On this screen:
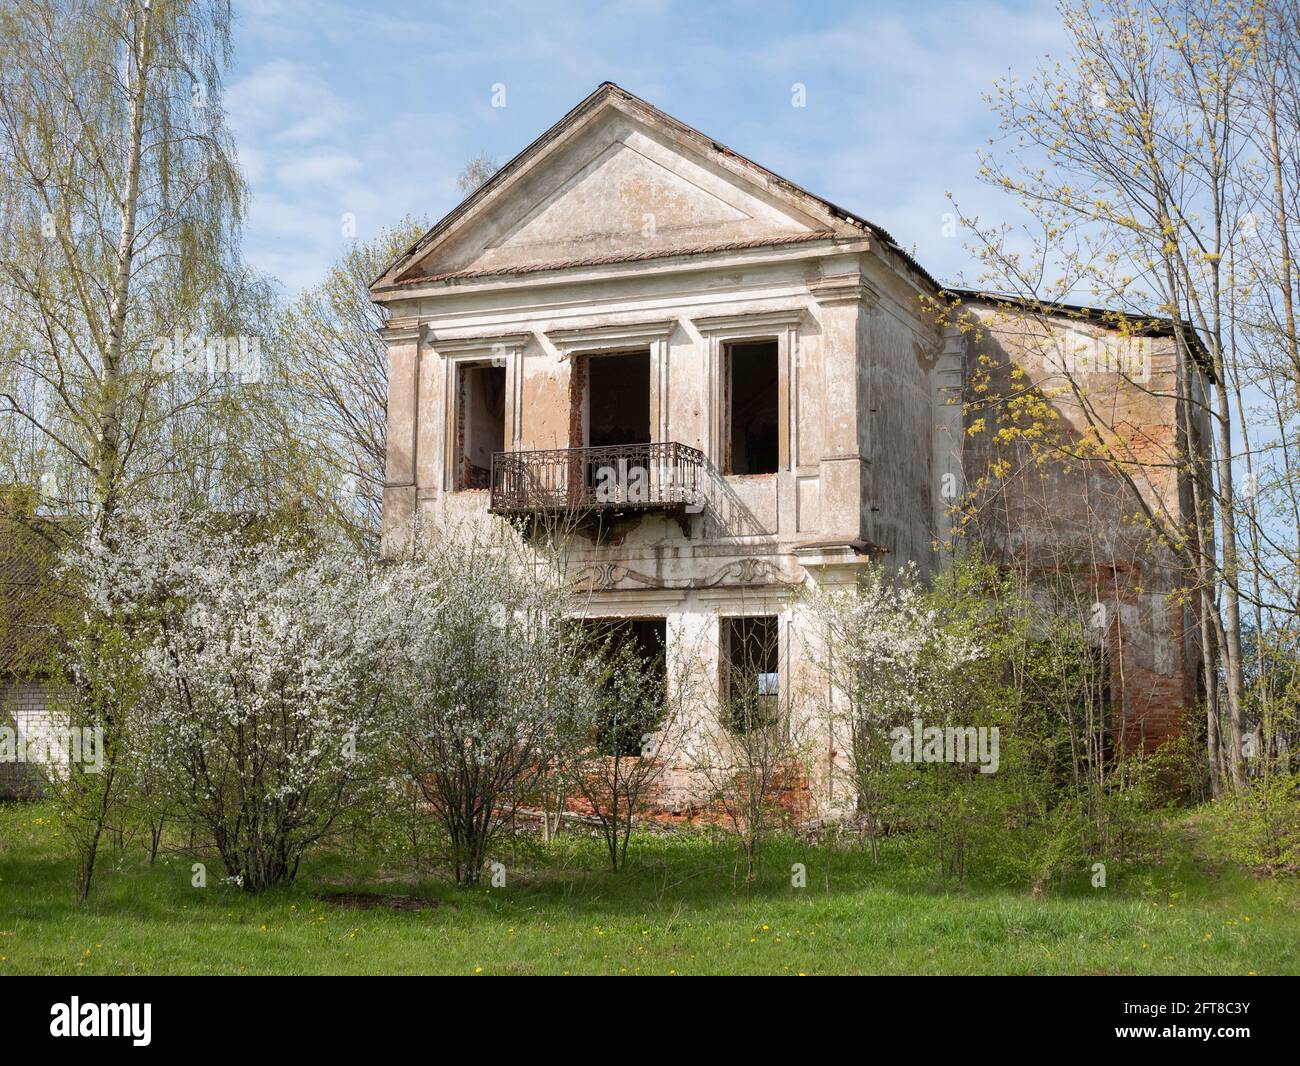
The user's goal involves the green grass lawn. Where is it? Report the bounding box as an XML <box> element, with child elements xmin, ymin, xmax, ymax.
<box><xmin>0</xmin><ymin>801</ymin><xmax>1295</xmax><ymax>975</ymax></box>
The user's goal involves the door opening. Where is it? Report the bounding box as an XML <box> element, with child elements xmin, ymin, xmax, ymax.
<box><xmin>586</xmin><ymin>350</ymin><xmax>650</xmax><ymax>447</ymax></box>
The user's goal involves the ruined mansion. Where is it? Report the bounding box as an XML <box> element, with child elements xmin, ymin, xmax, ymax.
<box><xmin>369</xmin><ymin>83</ymin><xmax>1211</xmax><ymax>811</ymax></box>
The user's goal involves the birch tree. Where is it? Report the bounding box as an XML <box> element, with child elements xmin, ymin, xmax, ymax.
<box><xmin>0</xmin><ymin>0</ymin><xmax>246</xmax><ymax>531</ymax></box>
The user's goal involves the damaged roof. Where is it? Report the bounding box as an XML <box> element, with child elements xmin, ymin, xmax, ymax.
<box><xmin>946</xmin><ymin>288</ymin><xmax>1216</xmax><ymax>381</ymax></box>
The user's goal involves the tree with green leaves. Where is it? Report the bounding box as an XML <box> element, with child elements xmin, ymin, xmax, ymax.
<box><xmin>0</xmin><ymin>0</ymin><xmax>251</xmax><ymax>530</ymax></box>
<box><xmin>280</xmin><ymin>217</ymin><xmax>428</xmax><ymax>549</ymax></box>
<box><xmin>946</xmin><ymin>0</ymin><xmax>1300</xmax><ymax>793</ymax></box>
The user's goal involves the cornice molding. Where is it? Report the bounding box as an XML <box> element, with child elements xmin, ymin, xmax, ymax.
<box><xmin>576</xmin><ymin>589</ymin><xmax>689</xmax><ymax>612</ymax></box>
<box><xmin>692</xmin><ymin>307</ymin><xmax>807</xmax><ymax>336</ymax></box>
<box><xmin>373</xmin><ymin>238</ymin><xmax>870</xmax><ymax>304</ymax></box>
<box><xmin>547</xmin><ymin>318</ymin><xmax>677</xmax><ymax>358</ymax></box>
<box><xmin>377</xmin><ymin>319</ymin><xmax>422</xmax><ymax>343</ymax></box>
<box><xmin>810</xmin><ymin>273</ymin><xmax>880</xmax><ymax>310</ymax></box>
<box><xmin>792</xmin><ymin>538</ymin><xmax>888</xmax><ymax>575</ymax></box>
<box><xmin>425</xmin><ymin>330</ymin><xmax>533</xmax><ymax>357</ymax></box>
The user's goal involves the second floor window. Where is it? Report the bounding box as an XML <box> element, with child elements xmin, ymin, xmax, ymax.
<box><xmin>724</xmin><ymin>339</ymin><xmax>779</xmax><ymax>474</ymax></box>
<box><xmin>583</xmin><ymin>349</ymin><xmax>650</xmax><ymax>447</ymax></box>
<box><xmin>457</xmin><ymin>362</ymin><xmax>505</xmax><ymax>490</ymax></box>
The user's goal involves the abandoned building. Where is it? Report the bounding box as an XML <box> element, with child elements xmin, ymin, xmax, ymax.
<box><xmin>370</xmin><ymin>83</ymin><xmax>1211</xmax><ymax>813</ymax></box>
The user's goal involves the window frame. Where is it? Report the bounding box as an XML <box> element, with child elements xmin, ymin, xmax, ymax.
<box><xmin>721</xmin><ymin>338</ymin><xmax>781</xmax><ymax>475</ymax></box>
<box><xmin>453</xmin><ymin>360</ymin><xmax>508</xmax><ymax>491</ymax></box>
<box><xmin>546</xmin><ymin>319</ymin><xmax>676</xmax><ymax>448</ymax></box>
<box><xmin>427</xmin><ymin>330</ymin><xmax>529</xmax><ymax>494</ymax></box>
<box><xmin>719</xmin><ymin>613</ymin><xmax>781</xmax><ymax>730</ymax></box>
<box><xmin>693</xmin><ymin>309</ymin><xmax>804</xmax><ymax>476</ymax></box>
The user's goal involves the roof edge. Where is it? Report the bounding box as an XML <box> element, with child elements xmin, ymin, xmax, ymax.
<box><xmin>943</xmin><ymin>288</ymin><xmax>1216</xmax><ymax>382</ymax></box>
<box><xmin>370</xmin><ymin>81</ymin><xmax>942</xmax><ymax>296</ymax></box>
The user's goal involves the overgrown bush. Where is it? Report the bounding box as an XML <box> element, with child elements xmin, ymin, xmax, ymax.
<box><xmin>552</xmin><ymin>629</ymin><xmax>688</xmax><ymax>871</ymax></box>
<box><xmin>381</xmin><ymin>525</ymin><xmax>593</xmax><ymax>886</ymax></box>
<box><xmin>805</xmin><ymin>553</ymin><xmax>1203</xmax><ymax>890</ymax></box>
<box><xmin>57</xmin><ymin>511</ymin><xmax>393</xmax><ymax>893</ymax></box>
<box><xmin>43</xmin><ymin>611</ymin><xmax>148</xmax><ymax>900</ymax></box>
<box><xmin>1204</xmin><ymin>771</ymin><xmax>1300</xmax><ymax>872</ymax></box>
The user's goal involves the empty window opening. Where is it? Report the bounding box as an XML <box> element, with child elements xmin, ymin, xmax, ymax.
<box><xmin>586</xmin><ymin>350</ymin><xmax>651</xmax><ymax>448</ymax></box>
<box><xmin>725</xmin><ymin>340</ymin><xmax>779</xmax><ymax>475</ymax></box>
<box><xmin>581</xmin><ymin>617</ymin><xmax>667</xmax><ymax>756</ymax></box>
<box><xmin>721</xmin><ymin>615</ymin><xmax>779</xmax><ymax>730</ymax></box>
<box><xmin>457</xmin><ymin>363</ymin><xmax>505</xmax><ymax>490</ymax></box>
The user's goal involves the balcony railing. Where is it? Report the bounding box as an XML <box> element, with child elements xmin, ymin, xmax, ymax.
<box><xmin>490</xmin><ymin>441</ymin><xmax>704</xmax><ymax>517</ymax></box>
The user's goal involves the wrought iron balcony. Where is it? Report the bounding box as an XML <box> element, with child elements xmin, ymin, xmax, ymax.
<box><xmin>490</xmin><ymin>441</ymin><xmax>704</xmax><ymax>522</ymax></box>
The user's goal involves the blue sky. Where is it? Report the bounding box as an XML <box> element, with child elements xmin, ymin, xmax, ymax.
<box><xmin>227</xmin><ymin>0</ymin><xmax>1068</xmax><ymax>296</ymax></box>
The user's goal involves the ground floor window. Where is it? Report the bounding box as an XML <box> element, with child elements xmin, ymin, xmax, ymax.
<box><xmin>579</xmin><ymin>617</ymin><xmax>666</xmax><ymax>756</ymax></box>
<box><xmin>720</xmin><ymin>615</ymin><xmax>779</xmax><ymax>730</ymax></box>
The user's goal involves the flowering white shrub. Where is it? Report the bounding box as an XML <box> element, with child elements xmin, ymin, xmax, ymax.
<box><xmin>68</xmin><ymin>511</ymin><xmax>394</xmax><ymax>891</ymax></box>
<box><xmin>381</xmin><ymin>526</ymin><xmax>595</xmax><ymax>885</ymax></box>
<box><xmin>551</xmin><ymin>628</ymin><xmax>690</xmax><ymax>871</ymax></box>
<box><xmin>807</xmin><ymin>563</ymin><xmax>984</xmax><ymax>724</ymax></box>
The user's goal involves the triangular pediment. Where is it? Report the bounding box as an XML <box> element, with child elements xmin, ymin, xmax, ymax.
<box><xmin>501</xmin><ymin>140</ymin><xmax>752</xmax><ymax>254</ymax></box>
<box><xmin>374</xmin><ymin>84</ymin><xmax>864</xmax><ymax>290</ymax></box>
